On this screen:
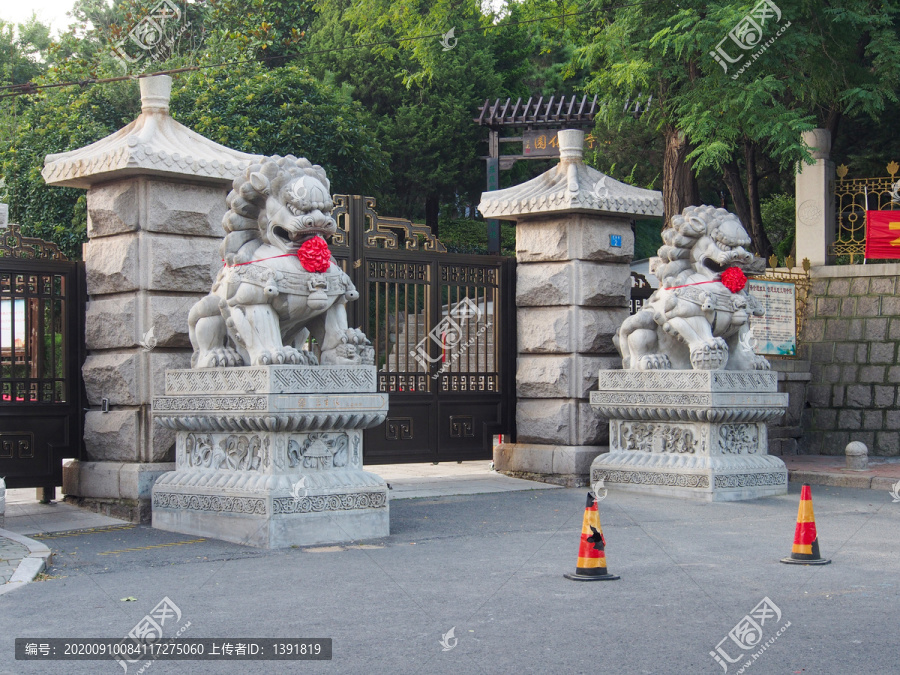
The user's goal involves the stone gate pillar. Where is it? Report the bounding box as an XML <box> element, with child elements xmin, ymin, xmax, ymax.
<box><xmin>478</xmin><ymin>130</ymin><xmax>663</xmax><ymax>485</ymax></box>
<box><xmin>42</xmin><ymin>75</ymin><xmax>259</xmax><ymax>521</ymax></box>
<box><xmin>795</xmin><ymin>129</ymin><xmax>835</xmax><ymax>267</ymax></box>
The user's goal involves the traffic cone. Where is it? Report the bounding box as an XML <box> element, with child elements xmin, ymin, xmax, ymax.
<box><xmin>564</xmin><ymin>493</ymin><xmax>620</xmax><ymax>581</ymax></box>
<box><xmin>780</xmin><ymin>484</ymin><xmax>831</xmax><ymax>565</ymax></box>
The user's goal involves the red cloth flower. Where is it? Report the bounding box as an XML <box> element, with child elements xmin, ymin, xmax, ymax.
<box><xmin>720</xmin><ymin>266</ymin><xmax>747</xmax><ymax>293</ymax></box>
<box><xmin>297</xmin><ymin>236</ymin><xmax>332</xmax><ymax>273</ymax></box>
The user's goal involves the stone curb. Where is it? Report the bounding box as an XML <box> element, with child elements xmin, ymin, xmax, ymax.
<box><xmin>0</xmin><ymin>529</ymin><xmax>53</xmax><ymax>597</ymax></box>
<box><xmin>788</xmin><ymin>470</ymin><xmax>900</xmax><ymax>493</ymax></box>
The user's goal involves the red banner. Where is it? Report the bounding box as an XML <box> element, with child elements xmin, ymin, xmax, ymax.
<box><xmin>865</xmin><ymin>210</ymin><xmax>900</xmax><ymax>259</ymax></box>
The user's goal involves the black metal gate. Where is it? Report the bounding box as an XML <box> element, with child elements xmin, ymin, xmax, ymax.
<box><xmin>331</xmin><ymin>196</ymin><xmax>516</xmax><ymax>464</ymax></box>
<box><xmin>0</xmin><ymin>224</ymin><xmax>84</xmax><ymax>489</ymax></box>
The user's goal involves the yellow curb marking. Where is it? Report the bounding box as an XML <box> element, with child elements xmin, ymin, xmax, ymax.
<box><xmin>33</xmin><ymin>525</ymin><xmax>137</xmax><ymax>540</ymax></box>
<box><xmin>98</xmin><ymin>539</ymin><xmax>206</xmax><ymax>555</ymax></box>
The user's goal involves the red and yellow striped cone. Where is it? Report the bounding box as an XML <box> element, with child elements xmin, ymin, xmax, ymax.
<box><xmin>564</xmin><ymin>493</ymin><xmax>620</xmax><ymax>581</ymax></box>
<box><xmin>781</xmin><ymin>484</ymin><xmax>831</xmax><ymax>565</ymax></box>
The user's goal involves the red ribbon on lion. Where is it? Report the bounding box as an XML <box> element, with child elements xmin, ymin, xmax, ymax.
<box><xmin>666</xmin><ymin>266</ymin><xmax>747</xmax><ymax>294</ymax></box>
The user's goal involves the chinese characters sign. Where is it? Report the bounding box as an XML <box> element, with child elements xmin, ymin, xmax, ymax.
<box><xmin>747</xmin><ymin>280</ymin><xmax>796</xmax><ymax>356</ymax></box>
<box><xmin>522</xmin><ymin>130</ymin><xmax>598</xmax><ymax>157</ymax></box>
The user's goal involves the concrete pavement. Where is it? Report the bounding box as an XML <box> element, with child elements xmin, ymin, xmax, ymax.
<box><xmin>0</xmin><ymin>460</ymin><xmax>556</xmax><ymax>596</ymax></box>
<box><xmin>0</xmin><ymin>480</ymin><xmax>897</xmax><ymax>674</ymax></box>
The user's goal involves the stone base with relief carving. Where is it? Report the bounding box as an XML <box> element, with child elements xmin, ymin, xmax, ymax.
<box><xmin>589</xmin><ymin>371</ymin><xmax>788</xmax><ymax>501</ymax></box>
<box><xmin>150</xmin><ymin>365</ymin><xmax>389</xmax><ymax>548</ymax></box>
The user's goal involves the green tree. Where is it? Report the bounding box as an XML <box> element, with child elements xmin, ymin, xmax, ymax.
<box><xmin>0</xmin><ymin>3</ymin><xmax>389</xmax><ymax>256</ymax></box>
<box><xmin>577</xmin><ymin>0</ymin><xmax>900</xmax><ymax>257</ymax></box>
<box><xmin>1</xmin><ymin>80</ymin><xmax>138</xmax><ymax>258</ymax></box>
<box><xmin>306</xmin><ymin>0</ymin><xmax>504</xmax><ymax>232</ymax></box>
<box><xmin>170</xmin><ymin>65</ymin><xmax>388</xmax><ymax>195</ymax></box>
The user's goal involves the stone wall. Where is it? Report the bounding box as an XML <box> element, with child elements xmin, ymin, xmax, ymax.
<box><xmin>767</xmin><ymin>360</ymin><xmax>811</xmax><ymax>456</ymax></box>
<box><xmin>801</xmin><ymin>263</ymin><xmax>900</xmax><ymax>456</ymax></box>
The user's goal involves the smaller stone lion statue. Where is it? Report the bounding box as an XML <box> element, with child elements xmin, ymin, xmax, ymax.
<box><xmin>615</xmin><ymin>205</ymin><xmax>769</xmax><ymax>371</ymax></box>
<box><xmin>188</xmin><ymin>155</ymin><xmax>374</xmax><ymax>368</ymax></box>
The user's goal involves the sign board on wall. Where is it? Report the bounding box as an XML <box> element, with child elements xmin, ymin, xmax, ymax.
<box><xmin>522</xmin><ymin>130</ymin><xmax>598</xmax><ymax>157</ymax></box>
<box><xmin>747</xmin><ymin>280</ymin><xmax>797</xmax><ymax>356</ymax></box>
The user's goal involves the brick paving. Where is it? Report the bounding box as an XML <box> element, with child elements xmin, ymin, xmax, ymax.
<box><xmin>0</xmin><ymin>536</ymin><xmax>29</xmax><ymax>584</ymax></box>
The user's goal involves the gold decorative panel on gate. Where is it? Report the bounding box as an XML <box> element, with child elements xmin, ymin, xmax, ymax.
<box><xmin>832</xmin><ymin>162</ymin><xmax>900</xmax><ymax>263</ymax></box>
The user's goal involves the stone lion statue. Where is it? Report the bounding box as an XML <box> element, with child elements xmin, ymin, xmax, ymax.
<box><xmin>615</xmin><ymin>205</ymin><xmax>769</xmax><ymax>372</ymax></box>
<box><xmin>188</xmin><ymin>155</ymin><xmax>374</xmax><ymax>368</ymax></box>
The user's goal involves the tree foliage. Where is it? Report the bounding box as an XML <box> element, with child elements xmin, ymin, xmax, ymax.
<box><xmin>0</xmin><ymin>0</ymin><xmax>899</xmax><ymax>259</ymax></box>
<box><xmin>170</xmin><ymin>65</ymin><xmax>388</xmax><ymax>195</ymax></box>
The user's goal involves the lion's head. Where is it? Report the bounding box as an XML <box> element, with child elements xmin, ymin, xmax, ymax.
<box><xmin>651</xmin><ymin>205</ymin><xmax>765</xmax><ymax>287</ymax></box>
<box><xmin>221</xmin><ymin>155</ymin><xmax>338</xmax><ymax>263</ymax></box>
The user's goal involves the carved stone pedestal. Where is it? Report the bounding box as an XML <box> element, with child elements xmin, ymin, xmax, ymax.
<box><xmin>589</xmin><ymin>371</ymin><xmax>788</xmax><ymax>501</ymax></box>
<box><xmin>150</xmin><ymin>365</ymin><xmax>389</xmax><ymax>548</ymax></box>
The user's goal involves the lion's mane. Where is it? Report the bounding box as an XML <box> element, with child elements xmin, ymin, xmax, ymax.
<box><xmin>220</xmin><ymin>155</ymin><xmax>332</xmax><ymax>264</ymax></box>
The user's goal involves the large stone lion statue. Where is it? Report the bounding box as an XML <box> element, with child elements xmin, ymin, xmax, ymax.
<box><xmin>615</xmin><ymin>205</ymin><xmax>769</xmax><ymax>371</ymax></box>
<box><xmin>188</xmin><ymin>155</ymin><xmax>374</xmax><ymax>368</ymax></box>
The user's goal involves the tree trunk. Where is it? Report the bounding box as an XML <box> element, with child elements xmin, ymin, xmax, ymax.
<box><xmin>743</xmin><ymin>142</ymin><xmax>773</xmax><ymax>260</ymax></box>
<box><xmin>723</xmin><ymin>160</ymin><xmax>753</xmax><ymax>237</ymax></box>
<box><xmin>425</xmin><ymin>194</ymin><xmax>440</xmax><ymax>237</ymax></box>
<box><xmin>825</xmin><ymin>108</ymin><xmax>842</xmax><ymax>146</ymax></box>
<box><xmin>722</xmin><ymin>156</ymin><xmax>773</xmax><ymax>261</ymax></box>
<box><xmin>662</xmin><ymin>126</ymin><xmax>699</xmax><ymax>227</ymax></box>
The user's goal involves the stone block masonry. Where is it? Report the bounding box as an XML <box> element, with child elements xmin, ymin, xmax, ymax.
<box><xmin>42</xmin><ymin>75</ymin><xmax>261</xmax><ymax>521</ymax></box>
<box><xmin>801</xmin><ymin>263</ymin><xmax>900</xmax><ymax>456</ymax></box>
<box><xmin>479</xmin><ymin>129</ymin><xmax>664</xmax><ymax>485</ymax></box>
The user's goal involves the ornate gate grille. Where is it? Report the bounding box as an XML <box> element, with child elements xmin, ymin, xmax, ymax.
<box><xmin>831</xmin><ymin>161</ymin><xmax>900</xmax><ymax>263</ymax></box>
<box><xmin>331</xmin><ymin>196</ymin><xmax>515</xmax><ymax>464</ymax></box>
<box><xmin>0</xmin><ymin>224</ymin><xmax>84</xmax><ymax>489</ymax></box>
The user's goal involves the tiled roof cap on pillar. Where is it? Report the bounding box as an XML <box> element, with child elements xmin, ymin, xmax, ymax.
<box><xmin>478</xmin><ymin>129</ymin><xmax>663</xmax><ymax>220</ymax></box>
<box><xmin>42</xmin><ymin>75</ymin><xmax>260</xmax><ymax>189</ymax></box>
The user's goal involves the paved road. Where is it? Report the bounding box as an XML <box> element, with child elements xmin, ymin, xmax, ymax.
<box><xmin>0</xmin><ymin>483</ymin><xmax>897</xmax><ymax>674</ymax></box>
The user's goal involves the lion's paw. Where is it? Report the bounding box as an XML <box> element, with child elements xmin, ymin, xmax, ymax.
<box><xmin>196</xmin><ymin>347</ymin><xmax>244</xmax><ymax>368</ymax></box>
<box><xmin>637</xmin><ymin>354</ymin><xmax>672</xmax><ymax>371</ymax></box>
<box><xmin>690</xmin><ymin>338</ymin><xmax>729</xmax><ymax>370</ymax></box>
<box><xmin>341</xmin><ymin>328</ymin><xmax>368</xmax><ymax>346</ymax></box>
<box><xmin>321</xmin><ymin>330</ymin><xmax>373</xmax><ymax>365</ymax></box>
<box><xmin>751</xmin><ymin>354</ymin><xmax>771</xmax><ymax>371</ymax></box>
<box><xmin>252</xmin><ymin>346</ymin><xmax>307</xmax><ymax>366</ymax></box>
<box><xmin>298</xmin><ymin>349</ymin><xmax>319</xmax><ymax>366</ymax></box>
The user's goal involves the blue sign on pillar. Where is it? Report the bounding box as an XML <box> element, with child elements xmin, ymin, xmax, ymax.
<box><xmin>610</xmin><ymin>234</ymin><xmax>622</xmax><ymax>248</ymax></box>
